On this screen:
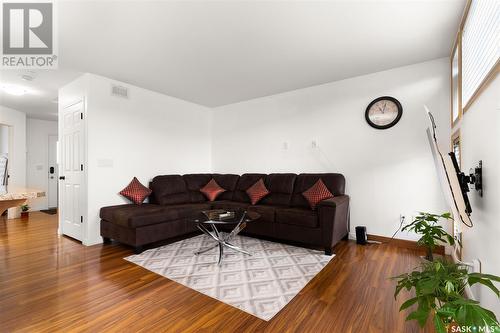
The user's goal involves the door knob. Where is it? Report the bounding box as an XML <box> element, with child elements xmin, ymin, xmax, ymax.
<box><xmin>59</xmin><ymin>176</ymin><xmax>65</xmax><ymax>180</ymax></box>
<box><xmin>49</xmin><ymin>166</ymin><xmax>55</xmax><ymax>174</ymax></box>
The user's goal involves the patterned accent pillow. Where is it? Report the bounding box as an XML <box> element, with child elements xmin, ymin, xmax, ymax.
<box><xmin>119</xmin><ymin>177</ymin><xmax>152</xmax><ymax>205</ymax></box>
<box><xmin>302</xmin><ymin>179</ymin><xmax>334</xmax><ymax>210</ymax></box>
<box><xmin>246</xmin><ymin>178</ymin><xmax>270</xmax><ymax>205</ymax></box>
<box><xmin>200</xmin><ymin>178</ymin><xmax>226</xmax><ymax>202</ymax></box>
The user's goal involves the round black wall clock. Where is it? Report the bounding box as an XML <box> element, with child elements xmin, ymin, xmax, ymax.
<box><xmin>365</xmin><ymin>96</ymin><xmax>403</xmax><ymax>129</ymax></box>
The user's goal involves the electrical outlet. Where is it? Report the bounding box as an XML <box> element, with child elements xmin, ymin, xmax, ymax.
<box><xmin>311</xmin><ymin>140</ymin><xmax>318</xmax><ymax>149</ymax></box>
<box><xmin>471</xmin><ymin>259</ymin><xmax>481</xmax><ymax>273</ymax></box>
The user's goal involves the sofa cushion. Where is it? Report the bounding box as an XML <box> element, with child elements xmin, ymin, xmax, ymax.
<box><xmin>200</xmin><ymin>178</ymin><xmax>226</xmax><ymax>201</ymax></box>
<box><xmin>119</xmin><ymin>177</ymin><xmax>152</xmax><ymax>205</ymax></box>
<box><xmin>212</xmin><ymin>174</ymin><xmax>239</xmax><ymax>201</ymax></box>
<box><xmin>260</xmin><ymin>173</ymin><xmax>297</xmax><ymax>206</ymax></box>
<box><xmin>247</xmin><ymin>205</ymin><xmax>276</xmax><ymax>223</ymax></box>
<box><xmin>291</xmin><ymin>173</ymin><xmax>345</xmax><ymax>209</ymax></box>
<box><xmin>159</xmin><ymin>203</ymin><xmax>212</xmax><ymax>223</ymax></box>
<box><xmin>211</xmin><ymin>200</ymin><xmax>249</xmax><ymax>211</ymax></box>
<box><xmin>233</xmin><ymin>173</ymin><xmax>267</xmax><ymax>203</ymax></box>
<box><xmin>150</xmin><ymin>175</ymin><xmax>190</xmax><ymax>205</ymax></box>
<box><xmin>246</xmin><ymin>178</ymin><xmax>270</xmax><ymax>205</ymax></box>
<box><xmin>100</xmin><ymin>204</ymin><xmax>147</xmax><ymax>222</ymax></box>
<box><xmin>275</xmin><ymin>207</ymin><xmax>319</xmax><ymax>228</ymax></box>
<box><xmin>100</xmin><ymin>204</ymin><xmax>164</xmax><ymax>227</ymax></box>
<box><xmin>101</xmin><ymin>203</ymin><xmax>211</xmax><ymax>228</ymax></box>
<box><xmin>302</xmin><ymin>179</ymin><xmax>334</xmax><ymax>210</ymax></box>
<box><xmin>183</xmin><ymin>174</ymin><xmax>212</xmax><ymax>203</ymax></box>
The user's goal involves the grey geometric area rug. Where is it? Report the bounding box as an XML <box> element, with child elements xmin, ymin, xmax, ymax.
<box><xmin>125</xmin><ymin>233</ymin><xmax>335</xmax><ymax>321</ymax></box>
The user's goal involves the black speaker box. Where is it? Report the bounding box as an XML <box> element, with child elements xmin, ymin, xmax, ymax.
<box><xmin>355</xmin><ymin>226</ymin><xmax>367</xmax><ymax>245</ymax></box>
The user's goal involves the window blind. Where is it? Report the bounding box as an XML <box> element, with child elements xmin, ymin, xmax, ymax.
<box><xmin>461</xmin><ymin>0</ymin><xmax>499</xmax><ymax>107</ymax></box>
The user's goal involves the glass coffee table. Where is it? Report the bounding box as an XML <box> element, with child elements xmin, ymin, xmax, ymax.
<box><xmin>193</xmin><ymin>209</ymin><xmax>260</xmax><ymax>265</ymax></box>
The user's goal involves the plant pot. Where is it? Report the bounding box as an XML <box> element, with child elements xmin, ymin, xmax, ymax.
<box><xmin>20</xmin><ymin>212</ymin><xmax>29</xmax><ymax>219</ymax></box>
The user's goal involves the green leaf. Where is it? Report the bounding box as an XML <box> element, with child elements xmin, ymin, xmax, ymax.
<box><xmin>400</xmin><ymin>297</ymin><xmax>418</xmax><ymax>311</ymax></box>
<box><xmin>468</xmin><ymin>276</ymin><xmax>500</xmax><ymax>297</ymax></box>
<box><xmin>469</xmin><ymin>273</ymin><xmax>500</xmax><ymax>282</ymax></box>
<box><xmin>445</xmin><ymin>280</ymin><xmax>455</xmax><ymax>294</ymax></box>
<box><xmin>433</xmin><ymin>315</ymin><xmax>447</xmax><ymax>333</ymax></box>
<box><xmin>406</xmin><ymin>308</ymin><xmax>430</xmax><ymax>328</ymax></box>
<box><xmin>436</xmin><ymin>305</ymin><xmax>457</xmax><ymax>318</ymax></box>
<box><xmin>454</xmin><ymin>301</ymin><xmax>499</xmax><ymax>328</ymax></box>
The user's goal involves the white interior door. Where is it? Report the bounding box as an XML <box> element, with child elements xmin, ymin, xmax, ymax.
<box><xmin>60</xmin><ymin>101</ymin><xmax>85</xmax><ymax>241</ymax></box>
<box><xmin>48</xmin><ymin>135</ymin><xmax>58</xmax><ymax>208</ymax></box>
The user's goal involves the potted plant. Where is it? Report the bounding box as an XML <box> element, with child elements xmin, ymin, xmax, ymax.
<box><xmin>20</xmin><ymin>204</ymin><xmax>30</xmax><ymax>219</ymax></box>
<box><xmin>401</xmin><ymin>212</ymin><xmax>456</xmax><ymax>261</ymax></box>
<box><xmin>393</xmin><ymin>259</ymin><xmax>500</xmax><ymax>332</ymax></box>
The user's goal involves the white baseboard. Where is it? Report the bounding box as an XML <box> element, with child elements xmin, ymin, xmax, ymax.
<box><xmin>83</xmin><ymin>237</ymin><xmax>103</xmax><ymax>246</ymax></box>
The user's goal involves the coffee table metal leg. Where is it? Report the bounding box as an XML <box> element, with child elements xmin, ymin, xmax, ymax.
<box><xmin>194</xmin><ymin>243</ymin><xmax>218</xmax><ymax>255</ymax></box>
<box><xmin>197</xmin><ymin>224</ymin><xmax>218</xmax><ymax>242</ymax></box>
<box><xmin>224</xmin><ymin>242</ymin><xmax>251</xmax><ymax>256</ymax></box>
<box><xmin>195</xmin><ymin>212</ymin><xmax>253</xmax><ymax>264</ymax></box>
<box><xmin>218</xmin><ymin>243</ymin><xmax>224</xmax><ymax>265</ymax></box>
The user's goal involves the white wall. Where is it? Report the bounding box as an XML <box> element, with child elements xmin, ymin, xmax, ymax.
<box><xmin>212</xmin><ymin>58</ymin><xmax>451</xmax><ymax>240</ymax></box>
<box><xmin>59</xmin><ymin>74</ymin><xmax>212</xmax><ymax>245</ymax></box>
<box><xmin>26</xmin><ymin>118</ymin><xmax>58</xmax><ymax>211</ymax></box>
<box><xmin>0</xmin><ymin>106</ymin><xmax>26</xmax><ymax>218</ymax></box>
<box><xmin>459</xmin><ymin>75</ymin><xmax>500</xmax><ymax>316</ymax></box>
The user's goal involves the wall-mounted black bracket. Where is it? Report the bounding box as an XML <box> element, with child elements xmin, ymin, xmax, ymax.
<box><xmin>451</xmin><ymin>155</ymin><xmax>483</xmax><ymax>199</ymax></box>
<box><xmin>468</xmin><ymin>160</ymin><xmax>483</xmax><ymax>197</ymax></box>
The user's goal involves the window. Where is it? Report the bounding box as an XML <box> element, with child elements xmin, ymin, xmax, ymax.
<box><xmin>450</xmin><ymin>36</ymin><xmax>461</xmax><ymax>126</ymax></box>
<box><xmin>461</xmin><ymin>0</ymin><xmax>499</xmax><ymax>110</ymax></box>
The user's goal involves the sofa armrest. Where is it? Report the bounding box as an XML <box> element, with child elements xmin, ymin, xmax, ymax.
<box><xmin>317</xmin><ymin>195</ymin><xmax>350</xmax><ymax>251</ymax></box>
<box><xmin>317</xmin><ymin>195</ymin><xmax>349</xmax><ymax>208</ymax></box>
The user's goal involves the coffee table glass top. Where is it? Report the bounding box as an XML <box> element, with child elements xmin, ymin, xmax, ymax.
<box><xmin>194</xmin><ymin>209</ymin><xmax>260</xmax><ymax>224</ymax></box>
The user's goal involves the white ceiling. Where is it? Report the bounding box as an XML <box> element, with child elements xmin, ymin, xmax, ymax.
<box><xmin>0</xmin><ymin>70</ymin><xmax>81</xmax><ymax>120</ymax></box>
<box><xmin>0</xmin><ymin>0</ymin><xmax>465</xmax><ymax>120</ymax></box>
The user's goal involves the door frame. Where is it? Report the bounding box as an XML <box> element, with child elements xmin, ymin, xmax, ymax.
<box><xmin>0</xmin><ymin>123</ymin><xmax>11</xmax><ymax>195</ymax></box>
<box><xmin>1</xmin><ymin>123</ymin><xmax>17</xmax><ymax>218</ymax></box>
<box><xmin>47</xmin><ymin>134</ymin><xmax>59</xmax><ymax>209</ymax></box>
<box><xmin>58</xmin><ymin>98</ymin><xmax>88</xmax><ymax>243</ymax></box>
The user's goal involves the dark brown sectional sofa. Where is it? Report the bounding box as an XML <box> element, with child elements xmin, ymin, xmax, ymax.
<box><xmin>100</xmin><ymin>173</ymin><xmax>350</xmax><ymax>255</ymax></box>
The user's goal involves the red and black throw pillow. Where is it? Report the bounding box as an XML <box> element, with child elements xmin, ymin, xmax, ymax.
<box><xmin>302</xmin><ymin>179</ymin><xmax>334</xmax><ymax>210</ymax></box>
<box><xmin>200</xmin><ymin>178</ymin><xmax>226</xmax><ymax>202</ymax></box>
<box><xmin>246</xmin><ymin>178</ymin><xmax>270</xmax><ymax>205</ymax></box>
<box><xmin>119</xmin><ymin>177</ymin><xmax>152</xmax><ymax>205</ymax></box>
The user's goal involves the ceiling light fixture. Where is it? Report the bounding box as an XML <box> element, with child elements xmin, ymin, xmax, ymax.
<box><xmin>1</xmin><ymin>84</ymin><xmax>28</xmax><ymax>96</ymax></box>
<box><xmin>20</xmin><ymin>70</ymin><xmax>37</xmax><ymax>81</ymax></box>
<box><xmin>21</xmin><ymin>74</ymin><xmax>34</xmax><ymax>81</ymax></box>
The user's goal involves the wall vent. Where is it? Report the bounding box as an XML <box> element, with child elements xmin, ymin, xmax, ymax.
<box><xmin>111</xmin><ymin>85</ymin><xmax>128</xmax><ymax>98</ymax></box>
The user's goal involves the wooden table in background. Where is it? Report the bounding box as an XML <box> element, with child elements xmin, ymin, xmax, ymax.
<box><xmin>0</xmin><ymin>190</ymin><xmax>45</xmax><ymax>216</ymax></box>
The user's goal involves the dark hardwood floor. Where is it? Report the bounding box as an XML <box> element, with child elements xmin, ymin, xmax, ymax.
<box><xmin>0</xmin><ymin>212</ymin><xmax>432</xmax><ymax>332</ymax></box>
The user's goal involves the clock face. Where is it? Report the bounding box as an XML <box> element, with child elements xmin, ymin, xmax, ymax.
<box><xmin>365</xmin><ymin>97</ymin><xmax>403</xmax><ymax>129</ymax></box>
